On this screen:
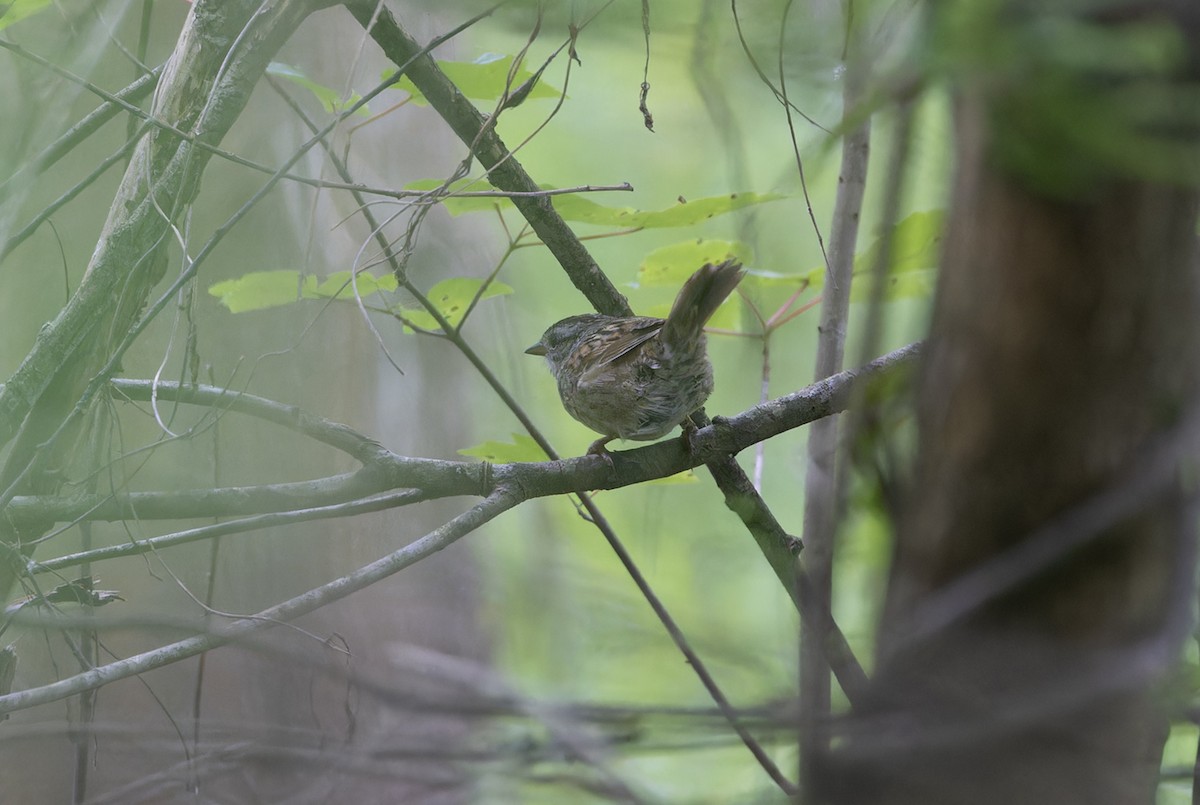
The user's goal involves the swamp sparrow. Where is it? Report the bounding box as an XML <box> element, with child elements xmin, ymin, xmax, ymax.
<box><xmin>526</xmin><ymin>259</ymin><xmax>745</xmax><ymax>454</ymax></box>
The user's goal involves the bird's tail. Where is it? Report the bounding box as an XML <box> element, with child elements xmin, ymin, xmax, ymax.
<box><xmin>660</xmin><ymin>259</ymin><xmax>745</xmax><ymax>350</ymax></box>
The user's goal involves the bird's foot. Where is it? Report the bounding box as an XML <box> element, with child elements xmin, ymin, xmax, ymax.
<box><xmin>586</xmin><ymin>436</ymin><xmax>614</xmax><ymax>456</ymax></box>
<box><xmin>586</xmin><ymin>436</ymin><xmax>616</xmax><ymax>469</ymax></box>
<box><xmin>680</xmin><ymin>418</ymin><xmax>701</xmax><ymax>454</ymax></box>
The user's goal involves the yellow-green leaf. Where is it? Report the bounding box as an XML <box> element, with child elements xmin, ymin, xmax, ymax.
<box><xmin>740</xmin><ymin>268</ymin><xmax>823</xmax><ymax>290</ymax></box>
<box><xmin>848</xmin><ymin>210</ymin><xmax>942</xmax><ymax>301</ymax></box>
<box><xmin>311</xmin><ymin>271</ymin><xmax>398</xmax><ymax>299</ymax></box>
<box><xmin>458</xmin><ymin>434</ymin><xmax>549</xmax><ymax>462</ymax></box>
<box><xmin>553</xmin><ymin>192</ymin><xmax>785</xmax><ymax>228</ymax></box>
<box><xmin>387</xmin><ymin>53</ymin><xmax>561</xmax><ymax>106</ymax></box>
<box><xmin>795</xmin><ymin>210</ymin><xmax>944</xmax><ymax>302</ymax></box>
<box><xmin>404</xmin><ymin>178</ymin><xmax>502</xmax><ymax>216</ymax></box>
<box><xmin>208</xmin><ymin>270</ymin><xmax>396</xmax><ymax>313</ymax></box>
<box><xmin>647</xmin><ymin>470</ymin><xmax>700</xmax><ymax>485</ymax></box>
<box><xmin>400</xmin><ymin>278</ymin><xmax>513</xmax><ymax>332</ymax></box>
<box><xmin>208</xmin><ymin>271</ymin><xmax>314</xmax><ymax>313</ymax></box>
<box><xmin>0</xmin><ymin>0</ymin><xmax>52</xmax><ymax>30</ymax></box>
<box><xmin>642</xmin><ymin>298</ymin><xmax>743</xmax><ymax>331</ymax></box>
<box><xmin>853</xmin><ymin>210</ymin><xmax>944</xmax><ymax>278</ymax></box>
<box><xmin>267</xmin><ymin>62</ymin><xmax>369</xmax><ymax>117</ymax></box>
<box><xmin>852</xmin><ymin>268</ymin><xmax>938</xmax><ymax>302</ymax></box>
<box><xmin>404</xmin><ymin>181</ymin><xmax>784</xmax><ymax>229</ymax></box>
<box><xmin>636</xmin><ymin>242</ymin><xmax>750</xmax><ymax>330</ymax></box>
<box><xmin>636</xmin><ymin>240</ymin><xmax>754</xmax><ymax>287</ymax></box>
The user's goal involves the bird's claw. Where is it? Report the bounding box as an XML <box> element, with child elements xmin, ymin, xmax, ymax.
<box><xmin>680</xmin><ymin>419</ymin><xmax>701</xmax><ymax>454</ymax></box>
<box><xmin>586</xmin><ymin>436</ymin><xmax>614</xmax><ymax>456</ymax></box>
<box><xmin>586</xmin><ymin>437</ymin><xmax>616</xmax><ymax>469</ymax></box>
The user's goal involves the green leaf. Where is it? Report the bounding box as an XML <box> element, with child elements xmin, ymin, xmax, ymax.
<box><xmin>853</xmin><ymin>269</ymin><xmax>938</xmax><ymax>302</ymax></box>
<box><xmin>635</xmin><ymin>241</ymin><xmax>752</xmax><ymax>329</ymax></box>
<box><xmin>310</xmin><ymin>271</ymin><xmax>398</xmax><ymax>299</ymax></box>
<box><xmin>267</xmin><ymin>63</ymin><xmax>369</xmax><ymax>117</ymax></box>
<box><xmin>640</xmin><ymin>299</ymin><xmax>743</xmax><ymax>331</ymax></box>
<box><xmin>636</xmin><ymin>240</ymin><xmax>755</xmax><ymax>287</ymax></box>
<box><xmin>400</xmin><ymin>278</ymin><xmax>513</xmax><ymax>332</ymax></box>
<box><xmin>0</xmin><ymin>0</ymin><xmax>52</xmax><ymax>30</ymax></box>
<box><xmin>853</xmin><ymin>210</ymin><xmax>944</xmax><ymax>278</ymax></box>
<box><xmin>458</xmin><ymin>434</ymin><xmax>549</xmax><ymax>462</ymax></box>
<box><xmin>208</xmin><ymin>270</ymin><xmax>397</xmax><ymax>313</ymax></box>
<box><xmin>387</xmin><ymin>53</ymin><xmax>561</xmax><ymax>106</ymax></box>
<box><xmin>793</xmin><ymin>210</ymin><xmax>944</xmax><ymax>302</ymax></box>
<box><xmin>404</xmin><ymin>178</ymin><xmax>503</xmax><ymax>216</ymax></box>
<box><xmin>740</xmin><ymin>268</ymin><xmax>822</xmax><ymax>291</ymax></box>
<box><xmin>208</xmin><ymin>271</ymin><xmax>314</xmax><ymax>313</ymax></box>
<box><xmin>849</xmin><ymin>210</ymin><xmax>943</xmax><ymax>301</ymax></box>
<box><xmin>647</xmin><ymin>470</ymin><xmax>700</xmax><ymax>485</ymax></box>
<box><xmin>722</xmin><ymin>267</ymin><xmax>825</xmax><ymax>333</ymax></box>
<box><xmin>553</xmin><ymin>191</ymin><xmax>785</xmax><ymax>228</ymax></box>
<box><xmin>403</xmin><ymin>180</ymin><xmax>784</xmax><ymax>229</ymax></box>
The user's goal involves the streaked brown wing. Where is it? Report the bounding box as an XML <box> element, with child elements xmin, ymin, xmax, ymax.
<box><xmin>585</xmin><ymin>318</ymin><xmax>664</xmax><ymax>367</ymax></box>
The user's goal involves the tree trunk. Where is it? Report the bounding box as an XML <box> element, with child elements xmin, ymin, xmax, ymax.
<box><xmin>821</xmin><ymin>4</ymin><xmax>1200</xmax><ymax>803</ymax></box>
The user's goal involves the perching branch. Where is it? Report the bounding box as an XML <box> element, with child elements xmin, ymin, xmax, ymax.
<box><xmin>11</xmin><ymin>343</ymin><xmax>918</xmax><ymax>543</ymax></box>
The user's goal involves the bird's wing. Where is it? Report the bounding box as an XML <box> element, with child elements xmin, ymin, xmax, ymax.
<box><xmin>588</xmin><ymin>318</ymin><xmax>664</xmax><ymax>367</ymax></box>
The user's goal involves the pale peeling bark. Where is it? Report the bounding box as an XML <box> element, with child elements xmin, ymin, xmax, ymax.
<box><xmin>0</xmin><ymin>0</ymin><xmax>323</xmax><ymax>599</ymax></box>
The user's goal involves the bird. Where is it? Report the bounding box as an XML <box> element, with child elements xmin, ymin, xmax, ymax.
<box><xmin>526</xmin><ymin>259</ymin><xmax>745</xmax><ymax>455</ymax></box>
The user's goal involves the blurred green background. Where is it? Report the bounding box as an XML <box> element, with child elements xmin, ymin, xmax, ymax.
<box><xmin>0</xmin><ymin>1</ymin><xmax>950</xmax><ymax>801</ymax></box>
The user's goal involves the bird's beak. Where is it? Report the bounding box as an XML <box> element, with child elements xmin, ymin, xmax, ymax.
<box><xmin>525</xmin><ymin>342</ymin><xmax>547</xmax><ymax>356</ymax></box>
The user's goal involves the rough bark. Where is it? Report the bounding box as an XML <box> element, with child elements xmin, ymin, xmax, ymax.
<box><xmin>0</xmin><ymin>0</ymin><xmax>321</xmax><ymax>600</ymax></box>
<box><xmin>821</xmin><ymin>3</ymin><xmax>1200</xmax><ymax>803</ymax></box>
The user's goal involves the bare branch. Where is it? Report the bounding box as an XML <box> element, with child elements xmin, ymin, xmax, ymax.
<box><xmin>0</xmin><ymin>491</ymin><xmax>517</xmax><ymax>718</ymax></box>
<box><xmin>799</xmin><ymin>8</ymin><xmax>873</xmax><ymax>769</ymax></box>
<box><xmin>346</xmin><ymin>1</ymin><xmax>629</xmax><ymax>317</ymax></box>
<box><xmin>33</xmin><ymin>489</ymin><xmax>430</xmax><ymax>574</ymax></box>
<box><xmin>10</xmin><ymin>342</ymin><xmax>918</xmax><ymax>535</ymax></box>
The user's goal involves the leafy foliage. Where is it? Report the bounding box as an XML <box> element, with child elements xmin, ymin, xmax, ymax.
<box><xmin>401</xmin><ymin>277</ymin><xmax>513</xmax><ymax>332</ymax></box>
<box><xmin>208</xmin><ymin>270</ymin><xmax>398</xmax><ymax>313</ymax></box>
<box><xmin>386</xmin><ymin>53</ymin><xmax>562</xmax><ymax>105</ymax></box>
<box><xmin>208</xmin><ymin>271</ymin><xmax>513</xmax><ymax>333</ymax></box>
<box><xmin>267</xmin><ymin>63</ymin><xmax>370</xmax><ymax>117</ymax></box>
<box><xmin>636</xmin><ymin>240</ymin><xmax>755</xmax><ymax>286</ymax></box>
<box><xmin>405</xmin><ymin>179</ymin><xmax>785</xmax><ymax>227</ymax></box>
<box><xmin>458</xmin><ymin>434</ymin><xmax>549</xmax><ymax>462</ymax></box>
<box><xmin>551</xmin><ymin>191</ymin><xmax>786</xmax><ymax>228</ymax></box>
<box><xmin>0</xmin><ymin>0</ymin><xmax>52</xmax><ymax>31</ymax></box>
<box><xmin>847</xmin><ymin>209</ymin><xmax>943</xmax><ymax>301</ymax></box>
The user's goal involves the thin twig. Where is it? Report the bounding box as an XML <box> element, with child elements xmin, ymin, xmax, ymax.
<box><xmin>577</xmin><ymin>495</ymin><xmax>798</xmax><ymax>795</ymax></box>
<box><xmin>1</xmin><ymin>128</ymin><xmax>148</xmax><ymax>263</ymax></box>
<box><xmin>0</xmin><ymin>491</ymin><xmax>517</xmax><ymax>717</ymax></box>
<box><xmin>33</xmin><ymin>490</ymin><xmax>432</xmax><ymax>575</ymax></box>
<box><xmin>797</xmin><ymin>3</ymin><xmax>872</xmax><ymax>787</ymax></box>
<box><xmin>0</xmin><ymin>64</ymin><xmax>161</xmax><ymax>196</ymax></box>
